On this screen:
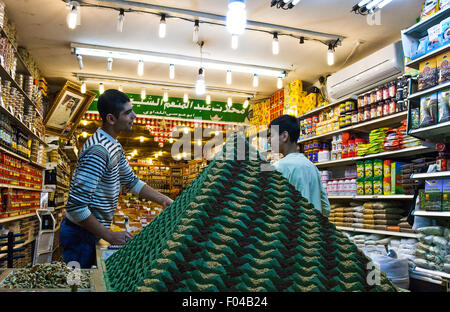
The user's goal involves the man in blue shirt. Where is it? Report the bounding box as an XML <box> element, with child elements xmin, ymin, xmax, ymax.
<box><xmin>269</xmin><ymin>115</ymin><xmax>330</xmax><ymax>216</ymax></box>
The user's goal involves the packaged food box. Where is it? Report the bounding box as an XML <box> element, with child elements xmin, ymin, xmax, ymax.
<box><xmin>356</xmin><ymin>178</ymin><xmax>365</xmax><ymax>195</ymax></box>
<box><xmin>437</xmin><ymin>52</ymin><xmax>450</xmax><ymax>84</ymax></box>
<box><xmin>418</xmin><ymin>58</ymin><xmax>438</xmax><ymax>91</ymax></box>
<box><xmin>419</xmin><ymin>93</ymin><xmax>438</xmax><ymax>127</ymax></box>
<box><xmin>364</xmin><ymin>160</ymin><xmax>373</xmax><ymax>178</ymax></box>
<box><xmin>442</xmin><ymin>178</ymin><xmax>450</xmax><ymax>211</ymax></box>
<box><xmin>410</xmin><ymin>107</ymin><xmax>420</xmax><ymax>129</ymax></box>
<box><xmin>364</xmin><ymin>178</ymin><xmax>373</xmax><ymax>196</ymax></box>
<box><xmin>383</xmin><ymin>177</ymin><xmax>391</xmax><ymax>195</ymax></box>
<box><xmin>438</xmin><ymin>89</ymin><xmax>450</xmax><ymax>123</ymax></box>
<box><xmin>391</xmin><ymin>162</ymin><xmax>407</xmax><ymax>194</ymax></box>
<box><xmin>383</xmin><ymin>160</ymin><xmax>392</xmax><ymax>177</ymax></box>
<box><xmin>373</xmin><ymin>159</ymin><xmax>383</xmax><ymax>177</ymax></box>
<box><xmin>424</xmin><ymin>179</ymin><xmax>443</xmax><ymax>211</ymax></box>
<box><xmin>441</xmin><ymin>16</ymin><xmax>450</xmax><ymax>44</ymax></box>
<box><xmin>356</xmin><ymin>161</ymin><xmax>365</xmax><ymax>178</ymax></box>
<box><xmin>373</xmin><ymin>177</ymin><xmax>383</xmax><ymax>195</ymax></box>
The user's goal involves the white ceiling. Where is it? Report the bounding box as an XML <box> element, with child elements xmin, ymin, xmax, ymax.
<box><xmin>3</xmin><ymin>0</ymin><xmax>423</xmax><ymax>103</ymax></box>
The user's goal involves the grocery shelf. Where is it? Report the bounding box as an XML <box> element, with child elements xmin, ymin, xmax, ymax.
<box><xmin>297</xmin><ymin>95</ymin><xmax>357</xmax><ymax>120</ymax></box>
<box><xmin>0</xmin><ymin>212</ymin><xmax>36</xmax><ymax>224</ymax></box>
<box><xmin>406</xmin><ymin>44</ymin><xmax>450</xmax><ymax>70</ymax></box>
<box><xmin>403</xmin><ymin>7</ymin><xmax>450</xmax><ymax>38</ymax></box>
<box><xmin>0</xmin><ymin>145</ymin><xmax>46</xmax><ymax>170</ymax></box>
<box><xmin>328</xmin><ymin>195</ymin><xmax>414</xmax><ymax>200</ymax></box>
<box><xmin>413</xmin><ymin>211</ymin><xmax>450</xmax><ymax>218</ymax></box>
<box><xmin>315</xmin><ymin>145</ymin><xmax>435</xmax><ymax>168</ymax></box>
<box><xmin>63</xmin><ymin>146</ymin><xmax>78</xmax><ymax>162</ymax></box>
<box><xmin>408</xmin><ymin>120</ymin><xmax>450</xmax><ymax>141</ymax></box>
<box><xmin>407</xmin><ymin>81</ymin><xmax>450</xmax><ymax>101</ymax></box>
<box><xmin>0</xmin><ymin>184</ymin><xmax>42</xmax><ymax>192</ymax></box>
<box><xmin>0</xmin><ymin>97</ymin><xmax>46</xmax><ymax>146</ymax></box>
<box><xmin>336</xmin><ymin>226</ymin><xmax>418</xmax><ymax>238</ymax></box>
<box><xmin>299</xmin><ymin>111</ymin><xmax>408</xmax><ymax>143</ymax></box>
<box><xmin>410</xmin><ymin>171</ymin><xmax>450</xmax><ymax>180</ymax></box>
<box><xmin>413</xmin><ymin>267</ymin><xmax>450</xmax><ymax>280</ymax></box>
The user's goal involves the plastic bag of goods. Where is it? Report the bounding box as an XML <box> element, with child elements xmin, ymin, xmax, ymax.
<box><xmin>372</xmin><ymin>255</ymin><xmax>410</xmax><ymax>290</ymax></box>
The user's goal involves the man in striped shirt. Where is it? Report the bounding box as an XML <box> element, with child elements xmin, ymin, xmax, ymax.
<box><xmin>60</xmin><ymin>89</ymin><xmax>173</xmax><ymax>268</ymax></box>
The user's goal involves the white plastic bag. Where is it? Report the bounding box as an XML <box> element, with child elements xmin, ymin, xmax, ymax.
<box><xmin>372</xmin><ymin>255</ymin><xmax>410</xmax><ymax>290</ymax></box>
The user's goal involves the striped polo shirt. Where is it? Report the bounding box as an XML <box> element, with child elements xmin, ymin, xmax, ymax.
<box><xmin>65</xmin><ymin>128</ymin><xmax>145</xmax><ymax>227</ymax></box>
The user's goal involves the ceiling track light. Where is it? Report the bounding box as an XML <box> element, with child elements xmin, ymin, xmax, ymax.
<box><xmin>243</xmin><ymin>97</ymin><xmax>249</xmax><ymax>109</ymax></box>
<box><xmin>193</xmin><ymin>19</ymin><xmax>199</xmax><ymax>43</ymax></box>
<box><xmin>99</xmin><ymin>83</ymin><xmax>104</xmax><ymax>94</ymax></box>
<box><xmin>163</xmin><ymin>91</ymin><xmax>169</xmax><ymax>102</ymax></box>
<box><xmin>80</xmin><ymin>81</ymin><xmax>86</xmax><ymax>94</ymax></box>
<box><xmin>272</xmin><ymin>33</ymin><xmax>279</xmax><ymax>55</ymax></box>
<box><xmin>299</xmin><ymin>36</ymin><xmax>304</xmax><ymax>44</ymax></box>
<box><xmin>328</xmin><ymin>40</ymin><xmax>339</xmax><ymax>66</ymax></box>
<box><xmin>227</xmin><ymin>97</ymin><xmax>232</xmax><ymax>108</ymax></box>
<box><xmin>270</xmin><ymin>0</ymin><xmax>301</xmax><ymax>10</ymax></box>
<box><xmin>141</xmin><ymin>88</ymin><xmax>146</xmax><ymax>99</ymax></box>
<box><xmin>117</xmin><ymin>8</ymin><xmax>125</xmax><ymax>32</ymax></box>
<box><xmin>277</xmin><ymin>77</ymin><xmax>283</xmax><ymax>89</ymax></box>
<box><xmin>107</xmin><ymin>57</ymin><xmax>113</xmax><ymax>71</ymax></box>
<box><xmin>67</xmin><ymin>1</ymin><xmax>80</xmax><ymax>29</ymax></box>
<box><xmin>352</xmin><ymin>0</ymin><xmax>393</xmax><ymax>15</ymax></box>
<box><xmin>195</xmin><ymin>67</ymin><xmax>206</xmax><ymax>95</ymax></box>
<box><xmin>206</xmin><ymin>94</ymin><xmax>211</xmax><ymax>104</ymax></box>
<box><xmin>137</xmin><ymin>59</ymin><xmax>144</xmax><ymax>76</ymax></box>
<box><xmin>159</xmin><ymin>14</ymin><xmax>166</xmax><ymax>38</ymax></box>
<box><xmin>226</xmin><ymin>0</ymin><xmax>247</xmax><ymax>36</ymax></box>
<box><xmin>169</xmin><ymin>64</ymin><xmax>175</xmax><ymax>79</ymax></box>
<box><xmin>253</xmin><ymin>74</ymin><xmax>259</xmax><ymax>88</ymax></box>
<box><xmin>77</xmin><ymin>54</ymin><xmax>83</xmax><ymax>70</ymax></box>
<box><xmin>183</xmin><ymin>93</ymin><xmax>188</xmax><ymax>103</ymax></box>
<box><xmin>226</xmin><ymin>70</ymin><xmax>232</xmax><ymax>85</ymax></box>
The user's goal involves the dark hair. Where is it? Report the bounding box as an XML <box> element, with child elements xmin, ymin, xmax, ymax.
<box><xmin>269</xmin><ymin>114</ymin><xmax>300</xmax><ymax>143</ymax></box>
<box><xmin>97</xmin><ymin>89</ymin><xmax>130</xmax><ymax>121</ymax></box>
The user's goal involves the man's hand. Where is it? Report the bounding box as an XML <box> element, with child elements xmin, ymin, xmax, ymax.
<box><xmin>106</xmin><ymin>231</ymin><xmax>134</xmax><ymax>245</ymax></box>
<box><xmin>161</xmin><ymin>196</ymin><xmax>173</xmax><ymax>209</ymax></box>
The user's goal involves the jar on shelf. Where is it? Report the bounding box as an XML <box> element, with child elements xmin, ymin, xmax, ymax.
<box><xmin>383</xmin><ymin>101</ymin><xmax>389</xmax><ymax>116</ymax></box>
<box><xmin>352</xmin><ymin>110</ymin><xmax>358</xmax><ymax>124</ymax></box>
<box><xmin>376</xmin><ymin>102</ymin><xmax>383</xmax><ymax>117</ymax></box>
<box><xmin>376</xmin><ymin>87</ymin><xmax>383</xmax><ymax>102</ymax></box>
<box><xmin>389</xmin><ymin>100</ymin><xmax>396</xmax><ymax>115</ymax></box>
<box><xmin>364</xmin><ymin>106</ymin><xmax>371</xmax><ymax>121</ymax></box>
<box><xmin>389</xmin><ymin>81</ymin><xmax>396</xmax><ymax>99</ymax></box>
<box><xmin>370</xmin><ymin>90</ymin><xmax>376</xmax><ymax>104</ymax></box>
<box><xmin>358</xmin><ymin>108</ymin><xmax>364</xmax><ymax>123</ymax></box>
<box><xmin>382</xmin><ymin>84</ymin><xmax>389</xmax><ymax>100</ymax></box>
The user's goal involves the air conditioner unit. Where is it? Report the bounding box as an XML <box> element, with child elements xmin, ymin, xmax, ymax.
<box><xmin>327</xmin><ymin>41</ymin><xmax>404</xmax><ymax>102</ymax></box>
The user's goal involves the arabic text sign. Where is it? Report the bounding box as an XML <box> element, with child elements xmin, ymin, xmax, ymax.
<box><xmin>88</xmin><ymin>91</ymin><xmax>248</xmax><ymax>123</ymax></box>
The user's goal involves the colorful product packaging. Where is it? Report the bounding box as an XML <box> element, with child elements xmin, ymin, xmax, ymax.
<box><xmin>356</xmin><ymin>161</ymin><xmax>365</xmax><ymax>179</ymax></box>
<box><xmin>373</xmin><ymin>159</ymin><xmax>383</xmax><ymax>177</ymax></box>
<box><xmin>364</xmin><ymin>178</ymin><xmax>373</xmax><ymax>196</ymax></box>
<box><xmin>438</xmin><ymin>89</ymin><xmax>450</xmax><ymax>123</ymax></box>
<box><xmin>442</xmin><ymin>179</ymin><xmax>450</xmax><ymax>211</ymax></box>
<box><xmin>418</xmin><ymin>57</ymin><xmax>438</xmax><ymax>91</ymax></box>
<box><xmin>383</xmin><ymin>160</ymin><xmax>392</xmax><ymax>177</ymax></box>
<box><xmin>437</xmin><ymin>52</ymin><xmax>450</xmax><ymax>84</ymax></box>
<box><xmin>420</xmin><ymin>0</ymin><xmax>439</xmax><ymax>21</ymax></box>
<box><xmin>357</xmin><ymin>178</ymin><xmax>365</xmax><ymax>195</ymax></box>
<box><xmin>391</xmin><ymin>162</ymin><xmax>407</xmax><ymax>194</ymax></box>
<box><xmin>420</xmin><ymin>93</ymin><xmax>438</xmax><ymax>127</ymax></box>
<box><xmin>373</xmin><ymin>177</ymin><xmax>383</xmax><ymax>195</ymax></box>
<box><xmin>424</xmin><ymin>179</ymin><xmax>443</xmax><ymax>211</ymax></box>
<box><xmin>364</xmin><ymin>160</ymin><xmax>373</xmax><ymax>178</ymax></box>
<box><xmin>383</xmin><ymin>177</ymin><xmax>391</xmax><ymax>195</ymax></box>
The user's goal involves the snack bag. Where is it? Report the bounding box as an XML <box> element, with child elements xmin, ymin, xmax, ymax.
<box><xmin>418</xmin><ymin>57</ymin><xmax>438</xmax><ymax>90</ymax></box>
<box><xmin>437</xmin><ymin>52</ymin><xmax>450</xmax><ymax>84</ymax></box>
<box><xmin>438</xmin><ymin>90</ymin><xmax>450</xmax><ymax>123</ymax></box>
<box><xmin>421</xmin><ymin>0</ymin><xmax>439</xmax><ymax>20</ymax></box>
<box><xmin>420</xmin><ymin>93</ymin><xmax>438</xmax><ymax>127</ymax></box>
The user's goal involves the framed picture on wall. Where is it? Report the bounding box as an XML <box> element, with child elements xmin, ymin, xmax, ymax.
<box><xmin>44</xmin><ymin>80</ymin><xmax>96</xmax><ymax>139</ymax></box>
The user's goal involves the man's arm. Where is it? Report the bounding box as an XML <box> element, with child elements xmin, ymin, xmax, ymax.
<box><xmin>138</xmin><ymin>184</ymin><xmax>173</xmax><ymax>208</ymax></box>
<box><xmin>78</xmin><ymin>215</ymin><xmax>132</xmax><ymax>245</ymax></box>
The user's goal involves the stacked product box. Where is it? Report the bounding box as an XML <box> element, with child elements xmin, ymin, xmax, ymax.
<box><xmin>356</xmin><ymin>159</ymin><xmax>407</xmax><ymax>195</ymax></box>
<box><xmin>419</xmin><ymin>178</ymin><xmax>450</xmax><ymax>212</ymax></box>
<box><xmin>0</xmin><ymin>153</ymin><xmax>42</xmax><ymax>189</ymax></box>
<box><xmin>283</xmin><ymin>79</ymin><xmax>307</xmax><ymax>117</ymax></box>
